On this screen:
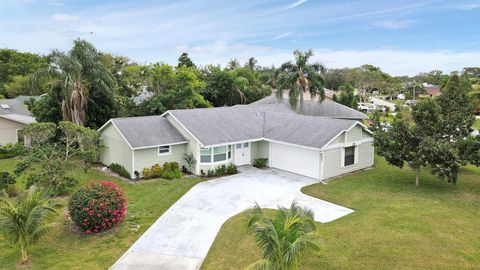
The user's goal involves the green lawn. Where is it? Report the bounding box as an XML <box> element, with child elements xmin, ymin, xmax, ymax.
<box><xmin>0</xmin><ymin>158</ymin><xmax>202</xmax><ymax>269</ymax></box>
<box><xmin>202</xmin><ymin>157</ymin><xmax>480</xmax><ymax>270</ymax></box>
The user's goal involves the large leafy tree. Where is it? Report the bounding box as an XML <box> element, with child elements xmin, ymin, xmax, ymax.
<box><xmin>436</xmin><ymin>74</ymin><xmax>475</xmax><ymax>139</ymax></box>
<box><xmin>333</xmin><ymin>83</ymin><xmax>358</xmax><ymax>108</ymax></box>
<box><xmin>276</xmin><ymin>49</ymin><xmax>326</xmax><ymax>109</ymax></box>
<box><xmin>32</xmin><ymin>39</ymin><xmax>114</xmax><ymax>126</ymax></box>
<box><xmin>177</xmin><ymin>52</ymin><xmax>196</xmax><ymax>68</ymax></box>
<box><xmin>246</xmin><ymin>202</ymin><xmax>319</xmax><ymax>270</ymax></box>
<box><xmin>0</xmin><ymin>186</ymin><xmax>63</xmax><ymax>264</ymax></box>
<box><xmin>0</xmin><ymin>49</ymin><xmax>48</xmax><ymax>96</ymax></box>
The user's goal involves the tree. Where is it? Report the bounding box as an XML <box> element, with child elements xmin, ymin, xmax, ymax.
<box><xmin>375</xmin><ymin>99</ymin><xmax>464</xmax><ymax>185</ymax></box>
<box><xmin>0</xmin><ymin>186</ymin><xmax>63</xmax><ymax>264</ymax></box>
<box><xmin>245</xmin><ymin>57</ymin><xmax>257</xmax><ymax>71</ymax></box>
<box><xmin>0</xmin><ymin>49</ymin><xmax>48</xmax><ymax>95</ymax></box>
<box><xmin>458</xmin><ymin>135</ymin><xmax>480</xmax><ymax>166</ymax></box>
<box><xmin>16</xmin><ymin>122</ymin><xmax>101</xmax><ymax>194</ymax></box>
<box><xmin>436</xmin><ymin>74</ymin><xmax>475</xmax><ymax>139</ymax></box>
<box><xmin>177</xmin><ymin>52</ymin><xmax>195</xmax><ymax>68</ymax></box>
<box><xmin>246</xmin><ymin>202</ymin><xmax>319</xmax><ymax>270</ymax></box>
<box><xmin>227</xmin><ymin>59</ymin><xmax>240</xmax><ymax>70</ymax></box>
<box><xmin>135</xmin><ymin>95</ymin><xmax>166</xmax><ymax>116</ymax></box>
<box><xmin>276</xmin><ymin>50</ymin><xmax>326</xmax><ymax>109</ymax></box>
<box><xmin>333</xmin><ymin>84</ymin><xmax>357</xmax><ymax>108</ymax></box>
<box><xmin>32</xmin><ymin>39</ymin><xmax>114</xmax><ymax>126</ymax></box>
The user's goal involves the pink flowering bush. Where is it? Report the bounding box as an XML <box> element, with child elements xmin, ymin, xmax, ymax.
<box><xmin>68</xmin><ymin>181</ymin><xmax>127</xmax><ymax>234</ymax></box>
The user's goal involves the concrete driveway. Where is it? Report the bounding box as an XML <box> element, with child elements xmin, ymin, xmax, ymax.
<box><xmin>110</xmin><ymin>166</ymin><xmax>353</xmax><ymax>270</ymax></box>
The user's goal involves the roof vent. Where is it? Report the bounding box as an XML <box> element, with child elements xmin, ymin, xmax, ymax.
<box><xmin>0</xmin><ymin>104</ymin><xmax>10</xmax><ymax>109</ymax></box>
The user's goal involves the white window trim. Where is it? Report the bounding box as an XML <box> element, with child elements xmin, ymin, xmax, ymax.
<box><xmin>200</xmin><ymin>145</ymin><xmax>233</xmax><ymax>164</ymax></box>
<box><xmin>158</xmin><ymin>145</ymin><xmax>171</xmax><ymax>156</ymax></box>
<box><xmin>341</xmin><ymin>145</ymin><xmax>357</xmax><ymax>167</ymax></box>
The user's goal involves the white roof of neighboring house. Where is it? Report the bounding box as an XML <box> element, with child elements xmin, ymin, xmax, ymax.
<box><xmin>0</xmin><ymin>114</ymin><xmax>36</xmax><ymax>124</ymax></box>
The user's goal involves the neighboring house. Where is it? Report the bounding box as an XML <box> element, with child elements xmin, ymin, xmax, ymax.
<box><xmin>0</xmin><ymin>99</ymin><xmax>36</xmax><ymax>145</ymax></box>
<box><xmin>99</xmin><ymin>101</ymin><xmax>374</xmax><ymax>181</ymax></box>
<box><xmin>422</xmin><ymin>83</ymin><xmax>441</xmax><ymax>97</ymax></box>
<box><xmin>251</xmin><ymin>94</ymin><xmax>367</xmax><ymax>121</ymax></box>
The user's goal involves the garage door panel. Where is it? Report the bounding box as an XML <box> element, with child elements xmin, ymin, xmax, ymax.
<box><xmin>269</xmin><ymin>142</ymin><xmax>320</xmax><ymax>179</ymax></box>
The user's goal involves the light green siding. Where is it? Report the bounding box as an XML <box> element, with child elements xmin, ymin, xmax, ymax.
<box><xmin>322</xmin><ymin>141</ymin><xmax>374</xmax><ymax>179</ymax></box>
<box><xmin>165</xmin><ymin>114</ymin><xmax>199</xmax><ymax>173</ymax></box>
<box><xmin>134</xmin><ymin>144</ymin><xmax>187</xmax><ymax>176</ymax></box>
<box><xmin>330</xmin><ymin>132</ymin><xmax>345</xmax><ymax>144</ymax></box>
<box><xmin>250</xmin><ymin>140</ymin><xmax>269</xmax><ymax>163</ymax></box>
<box><xmin>346</xmin><ymin>125</ymin><xmax>362</xmax><ymax>142</ymax></box>
<box><xmin>100</xmin><ymin>123</ymin><xmax>133</xmax><ymax>175</ymax></box>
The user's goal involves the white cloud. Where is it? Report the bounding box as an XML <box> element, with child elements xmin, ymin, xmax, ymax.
<box><xmin>287</xmin><ymin>0</ymin><xmax>308</xmax><ymax>9</ymax></box>
<box><xmin>273</xmin><ymin>32</ymin><xmax>292</xmax><ymax>40</ymax></box>
<box><xmin>47</xmin><ymin>1</ymin><xmax>64</xmax><ymax>7</ymax></box>
<box><xmin>374</xmin><ymin>20</ymin><xmax>413</xmax><ymax>29</ymax></box>
<box><xmin>171</xmin><ymin>43</ymin><xmax>480</xmax><ymax>76</ymax></box>
<box><xmin>51</xmin><ymin>13</ymin><xmax>78</xmax><ymax>22</ymax></box>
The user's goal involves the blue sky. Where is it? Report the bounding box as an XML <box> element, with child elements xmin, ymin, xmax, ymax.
<box><xmin>1</xmin><ymin>0</ymin><xmax>479</xmax><ymax>75</ymax></box>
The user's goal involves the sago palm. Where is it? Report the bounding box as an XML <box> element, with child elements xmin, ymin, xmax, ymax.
<box><xmin>276</xmin><ymin>50</ymin><xmax>326</xmax><ymax>110</ymax></box>
<box><xmin>32</xmin><ymin>39</ymin><xmax>114</xmax><ymax>126</ymax></box>
<box><xmin>0</xmin><ymin>186</ymin><xmax>63</xmax><ymax>263</ymax></box>
<box><xmin>246</xmin><ymin>202</ymin><xmax>320</xmax><ymax>270</ymax></box>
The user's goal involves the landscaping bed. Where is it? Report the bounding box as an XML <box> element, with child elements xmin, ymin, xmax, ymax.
<box><xmin>0</xmin><ymin>158</ymin><xmax>202</xmax><ymax>270</ymax></box>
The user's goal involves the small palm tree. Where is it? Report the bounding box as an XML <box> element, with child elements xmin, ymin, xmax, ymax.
<box><xmin>276</xmin><ymin>50</ymin><xmax>326</xmax><ymax>110</ymax></box>
<box><xmin>32</xmin><ymin>39</ymin><xmax>114</xmax><ymax>126</ymax></box>
<box><xmin>246</xmin><ymin>202</ymin><xmax>319</xmax><ymax>270</ymax></box>
<box><xmin>0</xmin><ymin>186</ymin><xmax>63</xmax><ymax>264</ymax></box>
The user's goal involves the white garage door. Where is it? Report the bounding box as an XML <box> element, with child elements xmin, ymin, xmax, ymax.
<box><xmin>269</xmin><ymin>142</ymin><xmax>320</xmax><ymax>179</ymax></box>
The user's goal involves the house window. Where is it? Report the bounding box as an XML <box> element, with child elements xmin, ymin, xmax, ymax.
<box><xmin>243</xmin><ymin>142</ymin><xmax>249</xmax><ymax>148</ymax></box>
<box><xmin>200</xmin><ymin>148</ymin><xmax>211</xmax><ymax>163</ymax></box>
<box><xmin>228</xmin><ymin>145</ymin><xmax>232</xmax><ymax>159</ymax></box>
<box><xmin>158</xmin><ymin>145</ymin><xmax>170</xmax><ymax>155</ymax></box>
<box><xmin>213</xmin><ymin>146</ymin><xmax>227</xmax><ymax>162</ymax></box>
<box><xmin>344</xmin><ymin>146</ymin><xmax>355</xmax><ymax>166</ymax></box>
<box><xmin>236</xmin><ymin>143</ymin><xmax>242</xmax><ymax>149</ymax></box>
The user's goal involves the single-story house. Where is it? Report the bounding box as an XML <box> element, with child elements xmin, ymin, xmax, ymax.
<box><xmin>0</xmin><ymin>99</ymin><xmax>36</xmax><ymax>146</ymax></box>
<box><xmin>99</xmin><ymin>100</ymin><xmax>374</xmax><ymax>181</ymax></box>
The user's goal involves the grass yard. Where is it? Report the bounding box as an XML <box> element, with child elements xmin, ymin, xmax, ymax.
<box><xmin>0</xmin><ymin>158</ymin><xmax>202</xmax><ymax>270</ymax></box>
<box><xmin>202</xmin><ymin>157</ymin><xmax>480</xmax><ymax>270</ymax></box>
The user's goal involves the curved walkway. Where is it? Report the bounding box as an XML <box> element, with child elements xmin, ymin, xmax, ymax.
<box><xmin>110</xmin><ymin>166</ymin><xmax>353</xmax><ymax>270</ymax></box>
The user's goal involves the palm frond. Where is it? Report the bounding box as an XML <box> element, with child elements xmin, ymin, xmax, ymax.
<box><xmin>245</xmin><ymin>259</ymin><xmax>276</xmax><ymax>270</ymax></box>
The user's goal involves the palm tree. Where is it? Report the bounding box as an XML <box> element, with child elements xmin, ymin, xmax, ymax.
<box><xmin>246</xmin><ymin>57</ymin><xmax>258</xmax><ymax>71</ymax></box>
<box><xmin>246</xmin><ymin>202</ymin><xmax>319</xmax><ymax>270</ymax></box>
<box><xmin>0</xmin><ymin>186</ymin><xmax>63</xmax><ymax>264</ymax></box>
<box><xmin>228</xmin><ymin>59</ymin><xmax>240</xmax><ymax>70</ymax></box>
<box><xmin>276</xmin><ymin>50</ymin><xmax>326</xmax><ymax>111</ymax></box>
<box><xmin>32</xmin><ymin>39</ymin><xmax>114</xmax><ymax>126</ymax></box>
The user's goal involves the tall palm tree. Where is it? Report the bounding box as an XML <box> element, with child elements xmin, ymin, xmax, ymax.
<box><xmin>276</xmin><ymin>50</ymin><xmax>326</xmax><ymax>110</ymax></box>
<box><xmin>228</xmin><ymin>59</ymin><xmax>240</xmax><ymax>70</ymax></box>
<box><xmin>32</xmin><ymin>39</ymin><xmax>114</xmax><ymax>126</ymax></box>
<box><xmin>0</xmin><ymin>186</ymin><xmax>63</xmax><ymax>263</ymax></box>
<box><xmin>246</xmin><ymin>202</ymin><xmax>319</xmax><ymax>270</ymax></box>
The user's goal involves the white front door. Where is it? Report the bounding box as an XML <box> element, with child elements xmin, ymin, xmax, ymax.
<box><xmin>234</xmin><ymin>142</ymin><xmax>251</xmax><ymax>166</ymax></box>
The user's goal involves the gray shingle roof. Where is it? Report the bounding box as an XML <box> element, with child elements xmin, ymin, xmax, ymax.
<box><xmin>0</xmin><ymin>99</ymin><xmax>32</xmax><ymax>116</ymax></box>
<box><xmin>263</xmin><ymin>112</ymin><xmax>356</xmax><ymax>149</ymax></box>
<box><xmin>110</xmin><ymin>116</ymin><xmax>187</xmax><ymax>148</ymax></box>
<box><xmin>168</xmin><ymin>104</ymin><xmax>292</xmax><ymax>146</ymax></box>
<box><xmin>0</xmin><ymin>114</ymin><xmax>36</xmax><ymax>125</ymax></box>
<box><xmin>250</xmin><ymin>95</ymin><xmax>367</xmax><ymax>120</ymax></box>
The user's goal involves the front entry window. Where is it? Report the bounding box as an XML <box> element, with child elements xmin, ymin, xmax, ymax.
<box><xmin>213</xmin><ymin>146</ymin><xmax>227</xmax><ymax>162</ymax></box>
<box><xmin>200</xmin><ymin>146</ymin><xmax>232</xmax><ymax>163</ymax></box>
<box><xmin>344</xmin><ymin>146</ymin><xmax>355</xmax><ymax>166</ymax></box>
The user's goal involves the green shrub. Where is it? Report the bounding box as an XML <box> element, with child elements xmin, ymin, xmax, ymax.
<box><xmin>150</xmin><ymin>164</ymin><xmax>162</xmax><ymax>178</ymax></box>
<box><xmin>215</xmin><ymin>165</ymin><xmax>227</xmax><ymax>176</ymax></box>
<box><xmin>0</xmin><ymin>171</ymin><xmax>16</xmax><ymax>190</ymax></box>
<box><xmin>109</xmin><ymin>163</ymin><xmax>131</xmax><ymax>179</ymax></box>
<box><xmin>253</xmin><ymin>158</ymin><xmax>268</xmax><ymax>168</ymax></box>
<box><xmin>0</xmin><ymin>143</ymin><xmax>21</xmax><ymax>159</ymax></box>
<box><xmin>142</xmin><ymin>167</ymin><xmax>152</xmax><ymax>179</ymax></box>
<box><xmin>68</xmin><ymin>181</ymin><xmax>127</xmax><ymax>234</ymax></box>
<box><xmin>161</xmin><ymin>162</ymin><xmax>182</xmax><ymax>180</ymax></box>
<box><xmin>227</xmin><ymin>163</ymin><xmax>238</xmax><ymax>174</ymax></box>
<box><xmin>207</xmin><ymin>169</ymin><xmax>215</xmax><ymax>177</ymax></box>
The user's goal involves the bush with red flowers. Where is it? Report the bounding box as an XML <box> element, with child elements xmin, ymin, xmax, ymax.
<box><xmin>68</xmin><ymin>181</ymin><xmax>127</xmax><ymax>234</ymax></box>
